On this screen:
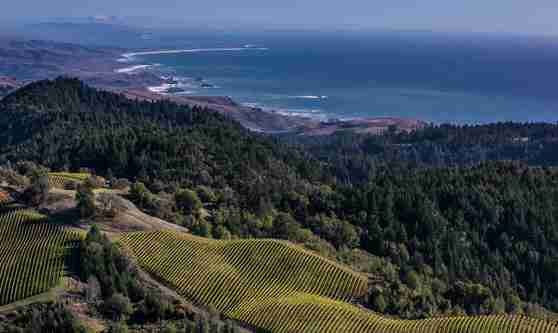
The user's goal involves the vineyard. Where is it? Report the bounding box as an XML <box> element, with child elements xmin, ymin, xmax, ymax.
<box><xmin>232</xmin><ymin>292</ymin><xmax>558</xmax><ymax>333</ymax></box>
<box><xmin>119</xmin><ymin>231</ymin><xmax>367</xmax><ymax>307</ymax></box>
<box><xmin>0</xmin><ymin>208</ymin><xmax>82</xmax><ymax>306</ymax></box>
<box><xmin>47</xmin><ymin>172</ymin><xmax>90</xmax><ymax>189</ymax></box>
<box><xmin>120</xmin><ymin>230</ymin><xmax>558</xmax><ymax>333</ymax></box>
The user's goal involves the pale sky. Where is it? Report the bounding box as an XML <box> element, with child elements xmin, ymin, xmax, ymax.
<box><xmin>3</xmin><ymin>0</ymin><xmax>558</xmax><ymax>35</ymax></box>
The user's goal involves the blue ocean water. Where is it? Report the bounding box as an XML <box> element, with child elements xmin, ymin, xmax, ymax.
<box><xmin>128</xmin><ymin>31</ymin><xmax>558</xmax><ymax>124</ymax></box>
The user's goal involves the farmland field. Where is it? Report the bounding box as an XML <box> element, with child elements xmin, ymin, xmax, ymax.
<box><xmin>47</xmin><ymin>172</ymin><xmax>90</xmax><ymax>189</ymax></box>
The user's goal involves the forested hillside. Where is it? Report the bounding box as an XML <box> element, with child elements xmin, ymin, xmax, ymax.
<box><xmin>0</xmin><ymin>87</ymin><xmax>11</xmax><ymax>97</ymax></box>
<box><xmin>287</xmin><ymin>122</ymin><xmax>558</xmax><ymax>184</ymax></box>
<box><xmin>2</xmin><ymin>78</ymin><xmax>558</xmax><ymax>320</ymax></box>
<box><xmin>0</xmin><ymin>77</ymin><xmax>324</xmax><ymax>206</ymax></box>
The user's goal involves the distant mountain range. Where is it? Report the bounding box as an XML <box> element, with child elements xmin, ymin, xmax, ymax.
<box><xmin>0</xmin><ymin>37</ymin><xmax>120</xmax><ymax>80</ymax></box>
<box><xmin>22</xmin><ymin>21</ymin><xmax>144</xmax><ymax>46</ymax></box>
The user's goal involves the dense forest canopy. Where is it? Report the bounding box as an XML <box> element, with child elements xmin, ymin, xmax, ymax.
<box><xmin>284</xmin><ymin>121</ymin><xmax>558</xmax><ymax>184</ymax></box>
<box><xmin>0</xmin><ymin>78</ymin><xmax>325</xmax><ymax>207</ymax></box>
<box><xmin>2</xmin><ymin>78</ymin><xmax>558</xmax><ymax>319</ymax></box>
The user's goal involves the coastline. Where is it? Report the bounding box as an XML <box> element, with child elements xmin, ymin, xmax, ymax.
<box><xmin>113</xmin><ymin>47</ymin><xmax>333</xmax><ymax>123</ymax></box>
<box><xmin>120</xmin><ymin>47</ymin><xmax>269</xmax><ymax>60</ymax></box>
<box><xmin>114</xmin><ymin>64</ymin><xmax>156</xmax><ymax>74</ymax></box>
<box><xmin>0</xmin><ymin>36</ymin><xmax>425</xmax><ymax>136</ymax></box>
<box><xmin>112</xmin><ymin>48</ymin><xmax>426</xmax><ymax>135</ymax></box>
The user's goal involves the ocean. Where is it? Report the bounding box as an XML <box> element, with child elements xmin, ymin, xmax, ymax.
<box><xmin>119</xmin><ymin>31</ymin><xmax>558</xmax><ymax>124</ymax></box>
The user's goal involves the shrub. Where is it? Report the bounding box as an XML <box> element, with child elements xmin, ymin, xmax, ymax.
<box><xmin>373</xmin><ymin>294</ymin><xmax>387</xmax><ymax>313</ymax></box>
<box><xmin>196</xmin><ymin>186</ymin><xmax>217</xmax><ymax>203</ymax></box>
<box><xmin>97</xmin><ymin>193</ymin><xmax>119</xmax><ymax>218</ymax></box>
<box><xmin>15</xmin><ymin>161</ymin><xmax>48</xmax><ymax>178</ymax></box>
<box><xmin>130</xmin><ymin>182</ymin><xmax>153</xmax><ymax>208</ymax></box>
<box><xmin>144</xmin><ymin>291</ymin><xmax>172</xmax><ymax>321</ymax></box>
<box><xmin>64</xmin><ymin>180</ymin><xmax>79</xmax><ymax>190</ymax></box>
<box><xmin>405</xmin><ymin>270</ymin><xmax>421</xmax><ymax>290</ymax></box>
<box><xmin>175</xmin><ymin>189</ymin><xmax>202</xmax><ymax>216</ymax></box>
<box><xmin>0</xmin><ymin>167</ymin><xmax>29</xmax><ymax>186</ymax></box>
<box><xmin>86</xmin><ymin>176</ymin><xmax>106</xmax><ymax>189</ymax></box>
<box><xmin>76</xmin><ymin>181</ymin><xmax>96</xmax><ymax>218</ymax></box>
<box><xmin>162</xmin><ymin>323</ymin><xmax>177</xmax><ymax>333</ymax></box>
<box><xmin>22</xmin><ymin>174</ymin><xmax>50</xmax><ymax>206</ymax></box>
<box><xmin>103</xmin><ymin>294</ymin><xmax>133</xmax><ymax>320</ymax></box>
<box><xmin>112</xmin><ymin>178</ymin><xmax>131</xmax><ymax>190</ymax></box>
<box><xmin>108</xmin><ymin>322</ymin><xmax>129</xmax><ymax>333</ymax></box>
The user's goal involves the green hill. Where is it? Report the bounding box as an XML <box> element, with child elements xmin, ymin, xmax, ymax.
<box><xmin>3</xmin><ymin>78</ymin><xmax>558</xmax><ymax>322</ymax></box>
<box><xmin>120</xmin><ymin>229</ymin><xmax>558</xmax><ymax>333</ymax></box>
<box><xmin>119</xmin><ymin>230</ymin><xmax>367</xmax><ymax>310</ymax></box>
<box><xmin>0</xmin><ymin>77</ymin><xmax>321</xmax><ymax>202</ymax></box>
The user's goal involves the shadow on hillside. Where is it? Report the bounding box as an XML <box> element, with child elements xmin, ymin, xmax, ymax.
<box><xmin>45</xmin><ymin>207</ymin><xmax>82</xmax><ymax>227</ymax></box>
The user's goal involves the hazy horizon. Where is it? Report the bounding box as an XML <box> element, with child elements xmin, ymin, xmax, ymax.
<box><xmin>2</xmin><ymin>0</ymin><xmax>558</xmax><ymax>36</ymax></box>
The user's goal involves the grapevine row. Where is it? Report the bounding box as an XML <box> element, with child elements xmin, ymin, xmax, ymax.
<box><xmin>232</xmin><ymin>292</ymin><xmax>558</xmax><ymax>333</ymax></box>
<box><xmin>120</xmin><ymin>230</ymin><xmax>367</xmax><ymax>312</ymax></box>
<box><xmin>47</xmin><ymin>172</ymin><xmax>90</xmax><ymax>189</ymax></box>
<box><xmin>119</xmin><ymin>229</ymin><xmax>558</xmax><ymax>333</ymax></box>
<box><xmin>0</xmin><ymin>209</ymin><xmax>82</xmax><ymax>305</ymax></box>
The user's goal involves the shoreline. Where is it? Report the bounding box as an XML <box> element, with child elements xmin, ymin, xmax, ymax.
<box><xmin>114</xmin><ymin>48</ymin><xmax>336</xmax><ymax>123</ymax></box>
<box><xmin>119</xmin><ymin>46</ymin><xmax>269</xmax><ymax>62</ymax></box>
<box><xmin>113</xmin><ymin>48</ymin><xmax>426</xmax><ymax>135</ymax></box>
<box><xmin>114</xmin><ymin>64</ymin><xmax>156</xmax><ymax>74</ymax></box>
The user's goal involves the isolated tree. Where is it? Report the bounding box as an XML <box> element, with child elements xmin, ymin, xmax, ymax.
<box><xmin>196</xmin><ymin>185</ymin><xmax>217</xmax><ymax>204</ymax></box>
<box><xmin>76</xmin><ymin>179</ymin><xmax>96</xmax><ymax>218</ymax></box>
<box><xmin>86</xmin><ymin>276</ymin><xmax>101</xmax><ymax>303</ymax></box>
<box><xmin>23</xmin><ymin>173</ymin><xmax>50</xmax><ymax>206</ymax></box>
<box><xmin>373</xmin><ymin>294</ymin><xmax>387</xmax><ymax>313</ymax></box>
<box><xmin>175</xmin><ymin>188</ymin><xmax>202</xmax><ymax>216</ymax></box>
<box><xmin>144</xmin><ymin>291</ymin><xmax>171</xmax><ymax>321</ymax></box>
<box><xmin>85</xmin><ymin>224</ymin><xmax>102</xmax><ymax>243</ymax></box>
<box><xmin>97</xmin><ymin>193</ymin><xmax>119</xmax><ymax>217</ymax></box>
<box><xmin>271</xmin><ymin>212</ymin><xmax>294</xmax><ymax>239</ymax></box>
<box><xmin>192</xmin><ymin>220</ymin><xmax>212</xmax><ymax>237</ymax></box>
<box><xmin>103</xmin><ymin>293</ymin><xmax>133</xmax><ymax>320</ymax></box>
<box><xmin>185</xmin><ymin>321</ymin><xmax>197</xmax><ymax>333</ymax></box>
<box><xmin>130</xmin><ymin>181</ymin><xmax>153</xmax><ymax>208</ymax></box>
<box><xmin>405</xmin><ymin>270</ymin><xmax>421</xmax><ymax>290</ymax></box>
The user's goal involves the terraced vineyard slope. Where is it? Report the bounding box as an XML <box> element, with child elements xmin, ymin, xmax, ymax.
<box><xmin>0</xmin><ymin>209</ymin><xmax>82</xmax><ymax>306</ymax></box>
<box><xmin>47</xmin><ymin>172</ymin><xmax>90</xmax><ymax>189</ymax></box>
<box><xmin>120</xmin><ymin>230</ymin><xmax>558</xmax><ymax>333</ymax></box>
<box><xmin>119</xmin><ymin>230</ymin><xmax>367</xmax><ymax>308</ymax></box>
<box><xmin>232</xmin><ymin>293</ymin><xmax>558</xmax><ymax>333</ymax></box>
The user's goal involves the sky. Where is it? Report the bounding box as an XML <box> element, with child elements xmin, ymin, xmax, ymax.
<box><xmin>3</xmin><ymin>0</ymin><xmax>558</xmax><ymax>36</ymax></box>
